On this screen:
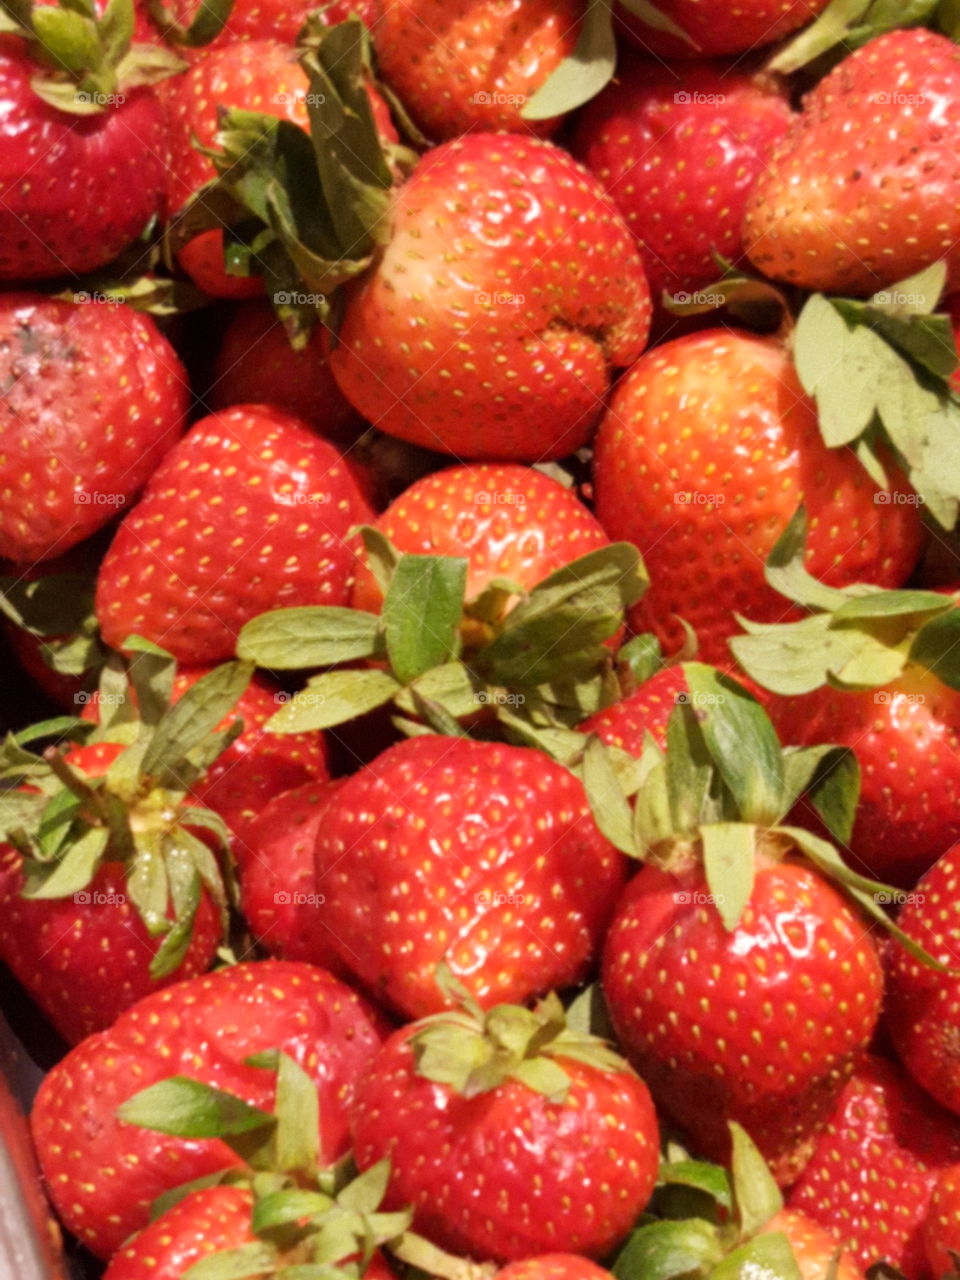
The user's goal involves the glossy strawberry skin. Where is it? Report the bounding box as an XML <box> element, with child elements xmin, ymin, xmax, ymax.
<box><xmin>592</xmin><ymin>330</ymin><xmax>923</xmax><ymax>664</ymax></box>
<box><xmin>744</xmin><ymin>29</ymin><xmax>960</xmax><ymax>295</ymax></box>
<box><xmin>571</xmin><ymin>55</ymin><xmax>792</xmax><ymax>300</ymax></box>
<box><xmin>496</xmin><ymin>1257</ymin><xmax>619</xmax><ymax>1280</ymax></box>
<box><xmin>764</xmin><ymin>1211</ymin><xmax>863</xmax><ymax>1280</ymax></box>
<box><xmin>330</xmin><ymin>134</ymin><xmax>651</xmax><ymax>462</ymax></box>
<box><xmin>614</xmin><ymin>0</ymin><xmax>829</xmax><ymax>58</ymax></box>
<box><xmin>371</xmin><ymin>0</ymin><xmax>582</xmax><ymax>140</ymax></box>
<box><xmin>769</xmin><ymin>672</ymin><xmax>960</xmax><ymax>887</ymax></box>
<box><xmin>153</xmin><ymin>0</ymin><xmax>378</xmax><ymax>54</ymax></box>
<box><xmin>886</xmin><ymin>845</ymin><xmax>960</xmax><ymax>1120</ymax></box>
<box><xmin>313</xmin><ymin>736</ymin><xmax>628</xmax><ymax>1019</ymax></box>
<box><xmin>602</xmin><ymin>859</ymin><xmax>883</xmax><ymax>1184</ymax></box>
<box><xmin>351</xmin><ymin>463</ymin><xmax>611</xmax><ymax>613</ymax></box>
<box><xmin>786</xmin><ymin>1056</ymin><xmax>960</xmax><ymax>1276</ymax></box>
<box><xmin>31</xmin><ymin>960</ymin><xmax>390</xmax><ymax>1259</ymax></box>
<box><xmin>352</xmin><ymin>1025</ymin><xmax>660</xmax><ymax>1262</ymax></box>
<box><xmin>94</xmin><ymin>405</ymin><xmax>373</xmax><ymax>664</ymax></box>
<box><xmin>0</xmin><ymin>741</ymin><xmax>222</xmax><ymax>1044</ymax></box>
<box><xmin>0</xmin><ymin>294</ymin><xmax>189</xmax><ymax>564</ymax></box>
<box><xmin>0</xmin><ymin>37</ymin><xmax>168</xmax><ymax>279</ymax></box>
<box><xmin>103</xmin><ymin>1186</ymin><xmax>257</xmax><ymax>1280</ymax></box>
<box><xmin>923</xmin><ymin>1165</ymin><xmax>960</xmax><ymax>1279</ymax></box>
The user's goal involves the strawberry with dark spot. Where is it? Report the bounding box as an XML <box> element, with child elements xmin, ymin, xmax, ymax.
<box><xmin>0</xmin><ymin>294</ymin><xmax>188</xmax><ymax>564</ymax></box>
<box><xmin>94</xmin><ymin>405</ymin><xmax>373</xmax><ymax>664</ymax></box>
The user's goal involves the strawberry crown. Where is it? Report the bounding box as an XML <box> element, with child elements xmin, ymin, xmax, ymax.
<box><xmin>0</xmin><ymin>640</ymin><xmax>253</xmax><ymax>977</ymax></box>
<box><xmin>732</xmin><ymin>506</ymin><xmax>960</xmax><ymax>694</ymax></box>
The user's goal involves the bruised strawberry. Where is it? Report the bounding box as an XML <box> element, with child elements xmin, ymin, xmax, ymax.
<box><xmin>371</xmin><ymin>0</ymin><xmax>582</xmax><ymax>140</ymax></box>
<box><xmin>571</xmin><ymin>54</ymin><xmax>793</xmax><ymax>301</ymax></box>
<box><xmin>0</xmin><ymin>294</ymin><xmax>188</xmax><ymax>564</ymax></box>
<box><xmin>94</xmin><ymin>405</ymin><xmax>373</xmax><ymax>664</ymax></box>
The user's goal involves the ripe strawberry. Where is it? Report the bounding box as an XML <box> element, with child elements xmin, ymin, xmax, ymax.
<box><xmin>94</xmin><ymin>404</ymin><xmax>373</xmax><ymax>664</ymax></box>
<box><xmin>744</xmin><ymin>29</ymin><xmax>960</xmax><ymax>296</ymax></box>
<box><xmin>152</xmin><ymin>0</ymin><xmax>378</xmax><ymax>53</ymax></box>
<box><xmin>763</xmin><ymin>1211</ymin><xmax>863</xmax><ymax>1280</ymax></box>
<box><xmin>923</xmin><ymin>1165</ymin><xmax>960</xmax><ymax>1280</ymax></box>
<box><xmin>0</xmin><ymin>19</ymin><xmax>169</xmax><ymax>279</ymax></box>
<box><xmin>614</xmin><ymin>0</ymin><xmax>830</xmax><ymax>58</ymax></box>
<box><xmin>104</xmin><ymin>1185</ymin><xmax>257</xmax><ymax>1280</ymax></box>
<box><xmin>371</xmin><ymin>0</ymin><xmax>582</xmax><ymax>140</ymax></box>
<box><xmin>351</xmin><ymin>993</ymin><xmax>660</xmax><ymax>1261</ymax></box>
<box><xmin>592</xmin><ymin>329</ymin><xmax>923</xmax><ymax>663</ymax></box>
<box><xmin>238</xmin><ymin>778</ymin><xmax>347</xmax><ymax>966</ymax></box>
<box><xmin>312</xmin><ymin>735</ymin><xmax>628</xmax><ymax>1019</ymax></box>
<box><xmin>329</xmin><ymin>133</ymin><xmax>651</xmax><ymax>462</ymax></box>
<box><xmin>497</xmin><ymin>1258</ymin><xmax>618</xmax><ymax>1280</ymax></box>
<box><xmin>786</xmin><ymin>1055</ymin><xmax>960</xmax><ymax>1276</ymax></box>
<box><xmin>571</xmin><ymin>54</ymin><xmax>793</xmax><ymax>301</ymax></box>
<box><xmin>208</xmin><ymin>300</ymin><xmax>360</xmax><ymax>443</ymax></box>
<box><xmin>351</xmin><ymin>464</ymin><xmax>612</xmax><ymax>618</ymax></box>
<box><xmin>30</xmin><ymin>959</ymin><xmax>389</xmax><ymax>1258</ymax></box>
<box><xmin>0</xmin><ymin>293</ymin><xmax>189</xmax><ymax>564</ymax></box>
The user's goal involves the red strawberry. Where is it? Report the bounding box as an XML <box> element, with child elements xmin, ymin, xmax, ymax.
<box><xmin>351</xmin><ymin>994</ymin><xmax>660</xmax><ymax>1261</ymax></box>
<box><xmin>371</xmin><ymin>0</ymin><xmax>582</xmax><ymax>140</ymax></box>
<box><xmin>207</xmin><ymin>300</ymin><xmax>360</xmax><ymax>443</ymax></box>
<box><xmin>152</xmin><ymin>0</ymin><xmax>378</xmax><ymax>53</ymax></box>
<box><xmin>744</xmin><ymin>30</ymin><xmax>960</xmax><ymax>296</ymax></box>
<box><xmin>602</xmin><ymin>856</ymin><xmax>883</xmax><ymax>1184</ymax></box>
<box><xmin>571</xmin><ymin>54</ymin><xmax>792</xmax><ymax>300</ymax></box>
<box><xmin>30</xmin><ymin>959</ymin><xmax>389</xmax><ymax>1259</ymax></box>
<box><xmin>0</xmin><ymin>24</ymin><xmax>169</xmax><ymax>279</ymax></box>
<box><xmin>923</xmin><ymin>1165</ymin><xmax>960</xmax><ymax>1279</ymax></box>
<box><xmin>614</xmin><ymin>0</ymin><xmax>829</xmax><ymax>58</ymax></box>
<box><xmin>497</xmin><ymin>1258</ymin><xmax>619</xmax><ymax>1280</ymax></box>
<box><xmin>103</xmin><ymin>1185</ymin><xmax>257</xmax><ymax>1280</ymax></box>
<box><xmin>763</xmin><ymin>1211</ymin><xmax>864</xmax><ymax>1280</ymax></box>
<box><xmin>786</xmin><ymin>1055</ymin><xmax>960</xmax><ymax>1277</ymax></box>
<box><xmin>94</xmin><ymin>404</ymin><xmax>373</xmax><ymax>664</ymax></box>
<box><xmin>592</xmin><ymin>329</ymin><xmax>923</xmax><ymax>664</ymax></box>
<box><xmin>329</xmin><ymin>133</ymin><xmax>651</xmax><ymax>462</ymax></box>
<box><xmin>312</xmin><ymin>735</ymin><xmax>628</xmax><ymax>1019</ymax></box>
<box><xmin>351</xmin><ymin>463</ymin><xmax>612</xmax><ymax>618</ymax></box>
<box><xmin>0</xmin><ymin>294</ymin><xmax>188</xmax><ymax>564</ymax></box>
<box><xmin>886</xmin><ymin>844</ymin><xmax>960</xmax><ymax>1120</ymax></box>
<box><xmin>239</xmin><ymin>778</ymin><xmax>347</xmax><ymax>966</ymax></box>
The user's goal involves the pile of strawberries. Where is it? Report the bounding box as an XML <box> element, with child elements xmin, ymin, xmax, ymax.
<box><xmin>4</xmin><ymin>0</ymin><xmax>960</xmax><ymax>1276</ymax></box>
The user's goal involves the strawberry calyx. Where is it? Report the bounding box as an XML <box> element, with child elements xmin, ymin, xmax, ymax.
<box><xmin>237</xmin><ymin>531</ymin><xmax>647</xmax><ymax>738</ymax></box>
<box><xmin>0</xmin><ymin>640</ymin><xmax>255</xmax><ymax>977</ymax></box>
<box><xmin>0</xmin><ymin>560</ymin><xmax>107</xmax><ymax>687</ymax></box>
<box><xmin>768</xmin><ymin>0</ymin><xmax>945</xmax><ymax>76</ymax></box>
<box><xmin>0</xmin><ymin>0</ymin><xmax>185</xmax><ymax>114</ymax></box>
<box><xmin>731</xmin><ymin>506</ymin><xmax>960</xmax><ymax>694</ymax></box>
<box><xmin>117</xmin><ymin>1050</ymin><xmax>412</xmax><ymax>1278</ymax></box>
<box><xmin>145</xmin><ymin>0</ymin><xmax>234</xmax><ymax>47</ymax></box>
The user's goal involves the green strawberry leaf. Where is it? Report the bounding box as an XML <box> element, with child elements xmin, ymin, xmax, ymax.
<box><xmin>658</xmin><ymin>1159</ymin><xmax>732</xmax><ymax>1213</ymax></box>
<box><xmin>124</xmin><ymin>637</ymin><xmax>177</xmax><ymax>728</ymax></box>
<box><xmin>701</xmin><ymin>823</ymin><xmax>756</xmax><ymax>933</ymax></box>
<box><xmin>632</xmin><ymin>747</ymin><xmax>673</xmax><ymax>852</ymax></box>
<box><xmin>358</xmin><ymin>527</ymin><xmax>400</xmax><ymax>599</ymax></box>
<box><xmin>729</xmin><ymin>1121</ymin><xmax>782</xmax><ymax>1239</ymax></box>
<box><xmin>148</xmin><ymin>870</ymin><xmax>201</xmax><ymax>979</ymax></box>
<box><xmin>910</xmin><ymin>608</ymin><xmax>960</xmax><ymax>690</ymax></box>
<box><xmin>268</xmin><ymin>1050</ymin><xmax>320</xmax><ymax>1176</ymax></box>
<box><xmin>251</xmin><ymin>1188</ymin><xmax>331</xmax><ymax>1232</ymax></box>
<box><xmin>237</xmin><ymin>606</ymin><xmax>383</xmax><ymax>670</ymax></box>
<box><xmin>143</xmin><ymin>660</ymin><xmax>254</xmax><ymax>787</ymax></box>
<box><xmin>0</xmin><ymin>570</ymin><xmax>99</xmax><ymax>636</ymax></box>
<box><xmin>21</xmin><ymin>825</ymin><xmax>108</xmax><ymax>898</ymax></box>
<box><xmin>521</xmin><ymin>0</ymin><xmax>617</xmax><ymax>120</ymax></box>
<box><xmin>581</xmin><ymin>734</ymin><xmax>637</xmax><ymax>856</ymax></box>
<box><xmin>665</xmin><ymin>699</ymin><xmax>715</xmax><ymax>837</ymax></box>
<box><xmin>612</xmin><ymin>1219</ymin><xmax>723</xmax><ymax>1280</ymax></box>
<box><xmin>712</xmin><ymin>1232</ymin><xmax>802</xmax><ymax>1280</ymax></box>
<box><xmin>769</xmin><ymin>0</ymin><xmax>938</xmax><ymax>73</ymax></box>
<box><xmin>117</xmin><ymin>1077</ymin><xmax>277</xmax><ymax>1138</ymax></box>
<box><xmin>382</xmin><ymin>554</ymin><xmax>467</xmax><ymax>685</ymax></box>
<box><xmin>783</xmin><ymin>745</ymin><xmax>860</xmax><ymax>846</ymax></box>
<box><xmin>146</xmin><ymin>0</ymin><xmax>235</xmax><ymax>47</ymax></box>
<box><xmin>617</xmin><ymin>633</ymin><xmax>666</xmax><ymax>686</ymax></box>
<box><xmin>395</xmin><ymin>661</ymin><xmax>482</xmax><ymax>722</ymax></box>
<box><xmin>831</xmin><ymin>590</ymin><xmax>951</xmax><ymax>622</ymax></box>
<box><xmin>761</xmin><ymin>507</ymin><xmax>867</xmax><ymax>612</ymax></box>
<box><xmin>617</xmin><ymin>0</ymin><xmax>700</xmax><ymax>44</ymax></box>
<box><xmin>267</xmin><ymin>669</ymin><xmax>400</xmax><ymax>732</ymax></box>
<box><xmin>183</xmin><ymin>1243</ymin><xmax>280</xmax><ymax>1279</ymax></box>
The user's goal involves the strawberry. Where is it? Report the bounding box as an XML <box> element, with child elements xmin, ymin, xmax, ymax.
<box><xmin>207</xmin><ymin>299</ymin><xmax>360</xmax><ymax>443</ymax></box>
<box><xmin>311</xmin><ymin>735</ymin><xmax>628</xmax><ymax>1019</ymax></box>
<box><xmin>94</xmin><ymin>404</ymin><xmax>373</xmax><ymax>664</ymax></box>
<box><xmin>614</xmin><ymin>0</ymin><xmax>830</xmax><ymax>58</ymax></box>
<box><xmin>0</xmin><ymin>293</ymin><xmax>189</xmax><ymax>564</ymax></box>
<box><xmin>571</xmin><ymin>53</ymin><xmax>793</xmax><ymax>301</ymax></box>
<box><xmin>743</xmin><ymin>29</ymin><xmax>960</xmax><ymax>296</ymax></box>
<box><xmin>152</xmin><ymin>0</ymin><xmax>378</xmax><ymax>52</ymax></box>
<box><xmin>370</xmin><ymin>0</ymin><xmax>582</xmax><ymax>140</ymax></box>
<box><xmin>786</xmin><ymin>1055</ymin><xmax>960</xmax><ymax>1276</ymax></box>
<box><xmin>0</xmin><ymin>1</ymin><xmax>174</xmax><ymax>280</ymax></box>
<box><xmin>497</xmin><ymin>1258</ymin><xmax>618</xmax><ymax>1280</ymax></box>
<box><xmin>886</xmin><ymin>843</ymin><xmax>960</xmax><ymax>1120</ymax></box>
<box><xmin>592</xmin><ymin>328</ymin><xmax>923</xmax><ymax>664</ymax></box>
<box><xmin>763</xmin><ymin>1211</ymin><xmax>864</xmax><ymax>1280</ymax></box>
<box><xmin>30</xmin><ymin>959</ymin><xmax>389</xmax><ymax>1259</ymax></box>
<box><xmin>328</xmin><ymin>133</ymin><xmax>652</xmax><ymax>461</ymax></box>
<box><xmin>923</xmin><ymin>1165</ymin><xmax>960</xmax><ymax>1280</ymax></box>
<box><xmin>350</xmin><ymin>464</ymin><xmax>612</xmax><ymax>620</ymax></box>
<box><xmin>351</xmin><ymin>991</ymin><xmax>660</xmax><ymax>1261</ymax></box>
